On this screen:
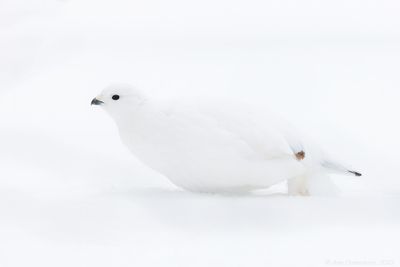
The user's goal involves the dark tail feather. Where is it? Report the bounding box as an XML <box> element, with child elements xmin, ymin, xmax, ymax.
<box><xmin>348</xmin><ymin>171</ymin><xmax>362</xmax><ymax>177</ymax></box>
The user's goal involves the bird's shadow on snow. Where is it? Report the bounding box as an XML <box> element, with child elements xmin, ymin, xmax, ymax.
<box><xmin>104</xmin><ymin>187</ymin><xmax>298</xmax><ymax>231</ymax></box>
<box><xmin>104</xmin><ymin>186</ymin><xmax>399</xmax><ymax>232</ymax></box>
<box><xmin>122</xmin><ymin>187</ymin><xmax>288</xmax><ymax>198</ymax></box>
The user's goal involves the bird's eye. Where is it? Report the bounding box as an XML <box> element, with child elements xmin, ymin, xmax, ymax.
<box><xmin>112</xmin><ymin>95</ymin><xmax>120</xmax><ymax>100</ymax></box>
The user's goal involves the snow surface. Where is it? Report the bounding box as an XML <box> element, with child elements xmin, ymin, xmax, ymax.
<box><xmin>1</xmin><ymin>0</ymin><xmax>400</xmax><ymax>266</ymax></box>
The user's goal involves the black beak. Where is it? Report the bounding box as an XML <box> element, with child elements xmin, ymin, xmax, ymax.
<box><xmin>91</xmin><ymin>98</ymin><xmax>104</xmax><ymax>106</ymax></box>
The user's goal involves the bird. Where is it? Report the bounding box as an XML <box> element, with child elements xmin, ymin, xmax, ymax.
<box><xmin>91</xmin><ymin>84</ymin><xmax>361</xmax><ymax>196</ymax></box>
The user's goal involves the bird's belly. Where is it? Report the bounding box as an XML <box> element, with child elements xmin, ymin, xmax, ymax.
<box><xmin>123</xmin><ymin>133</ymin><xmax>305</xmax><ymax>192</ymax></box>
<box><xmin>163</xmin><ymin>157</ymin><xmax>304</xmax><ymax>193</ymax></box>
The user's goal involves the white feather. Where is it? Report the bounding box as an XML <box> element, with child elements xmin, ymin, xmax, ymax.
<box><xmin>93</xmin><ymin>84</ymin><xmax>360</xmax><ymax>195</ymax></box>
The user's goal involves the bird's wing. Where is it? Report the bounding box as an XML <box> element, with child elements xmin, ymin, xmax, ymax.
<box><xmin>195</xmin><ymin>99</ymin><xmax>304</xmax><ymax>161</ymax></box>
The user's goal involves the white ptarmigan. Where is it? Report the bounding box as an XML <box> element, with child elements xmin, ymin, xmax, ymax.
<box><xmin>92</xmin><ymin>84</ymin><xmax>361</xmax><ymax>196</ymax></box>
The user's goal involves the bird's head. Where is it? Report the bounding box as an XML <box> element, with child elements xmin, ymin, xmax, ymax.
<box><xmin>91</xmin><ymin>84</ymin><xmax>147</xmax><ymax>120</ymax></box>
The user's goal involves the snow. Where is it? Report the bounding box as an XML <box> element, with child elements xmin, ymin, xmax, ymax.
<box><xmin>1</xmin><ymin>0</ymin><xmax>400</xmax><ymax>266</ymax></box>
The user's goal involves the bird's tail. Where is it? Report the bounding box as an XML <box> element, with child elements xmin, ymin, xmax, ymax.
<box><xmin>348</xmin><ymin>170</ymin><xmax>362</xmax><ymax>177</ymax></box>
<box><xmin>321</xmin><ymin>160</ymin><xmax>362</xmax><ymax>177</ymax></box>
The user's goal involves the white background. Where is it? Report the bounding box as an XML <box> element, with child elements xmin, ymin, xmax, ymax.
<box><xmin>0</xmin><ymin>0</ymin><xmax>399</xmax><ymax>266</ymax></box>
